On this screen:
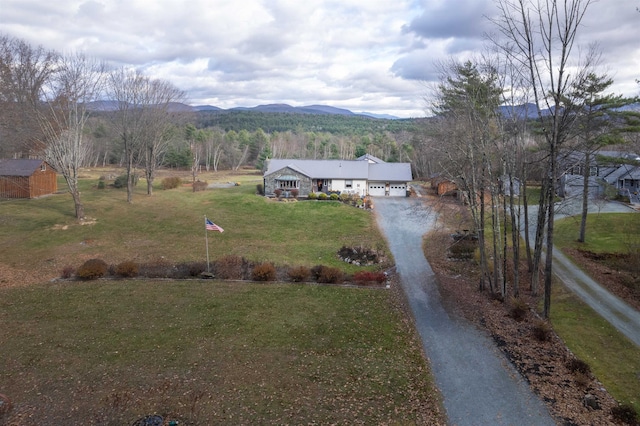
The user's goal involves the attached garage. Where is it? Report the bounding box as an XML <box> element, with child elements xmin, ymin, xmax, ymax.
<box><xmin>368</xmin><ymin>182</ymin><xmax>386</xmax><ymax>196</ymax></box>
<box><xmin>389</xmin><ymin>183</ymin><xmax>407</xmax><ymax>197</ymax></box>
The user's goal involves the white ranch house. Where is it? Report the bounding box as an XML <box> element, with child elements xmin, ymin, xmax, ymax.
<box><xmin>263</xmin><ymin>154</ymin><xmax>412</xmax><ymax>198</ymax></box>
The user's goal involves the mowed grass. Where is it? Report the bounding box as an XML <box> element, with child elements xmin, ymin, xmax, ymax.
<box><xmin>554</xmin><ymin>212</ymin><xmax>640</xmax><ymax>253</ymax></box>
<box><xmin>550</xmin><ymin>282</ymin><xmax>640</xmax><ymax>411</ymax></box>
<box><xmin>0</xmin><ymin>172</ymin><xmax>388</xmax><ymax>273</ymax></box>
<box><xmin>0</xmin><ymin>280</ymin><xmax>441</xmax><ymax>424</ymax></box>
<box><xmin>551</xmin><ymin>212</ymin><xmax>640</xmax><ymax>411</ymax></box>
<box><xmin>0</xmin><ymin>171</ymin><xmax>443</xmax><ymax>424</ymax></box>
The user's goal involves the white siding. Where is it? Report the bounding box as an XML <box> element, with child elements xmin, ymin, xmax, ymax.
<box><xmin>332</xmin><ymin>179</ymin><xmax>367</xmax><ymax>196</ymax></box>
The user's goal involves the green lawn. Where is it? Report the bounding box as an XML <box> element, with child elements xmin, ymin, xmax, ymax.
<box><xmin>552</xmin><ymin>212</ymin><xmax>640</xmax><ymax>411</ymax></box>
<box><xmin>550</xmin><ymin>282</ymin><xmax>640</xmax><ymax>411</ymax></box>
<box><xmin>554</xmin><ymin>212</ymin><xmax>640</xmax><ymax>253</ymax></box>
<box><xmin>0</xmin><ymin>280</ymin><xmax>442</xmax><ymax>424</ymax></box>
<box><xmin>0</xmin><ymin>174</ymin><xmax>389</xmax><ymax>272</ymax></box>
<box><xmin>0</xmin><ymin>171</ymin><xmax>443</xmax><ymax>424</ymax></box>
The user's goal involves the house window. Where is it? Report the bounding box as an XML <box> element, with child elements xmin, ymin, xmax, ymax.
<box><xmin>345</xmin><ymin>180</ymin><xmax>352</xmax><ymax>189</ymax></box>
<box><xmin>40</xmin><ymin>164</ymin><xmax>46</xmax><ymax>172</ymax></box>
<box><xmin>278</xmin><ymin>180</ymin><xmax>299</xmax><ymax>189</ymax></box>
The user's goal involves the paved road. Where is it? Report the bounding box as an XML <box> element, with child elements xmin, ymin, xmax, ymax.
<box><xmin>523</xmin><ymin>198</ymin><xmax>640</xmax><ymax>347</ymax></box>
<box><xmin>374</xmin><ymin>197</ymin><xmax>555</xmax><ymax>426</ymax></box>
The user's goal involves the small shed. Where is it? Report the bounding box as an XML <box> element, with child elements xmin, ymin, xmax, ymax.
<box><xmin>0</xmin><ymin>159</ymin><xmax>58</xmax><ymax>199</ymax></box>
<box><xmin>430</xmin><ymin>174</ymin><xmax>458</xmax><ymax>196</ymax></box>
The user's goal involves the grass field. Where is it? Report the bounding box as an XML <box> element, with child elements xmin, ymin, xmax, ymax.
<box><xmin>0</xmin><ymin>280</ymin><xmax>442</xmax><ymax>424</ymax></box>
<box><xmin>552</xmin><ymin>212</ymin><xmax>640</xmax><ymax>410</ymax></box>
<box><xmin>0</xmin><ymin>171</ymin><xmax>389</xmax><ymax>275</ymax></box>
<box><xmin>554</xmin><ymin>212</ymin><xmax>640</xmax><ymax>253</ymax></box>
<box><xmin>550</xmin><ymin>282</ymin><xmax>640</xmax><ymax>411</ymax></box>
<box><xmin>0</xmin><ymin>170</ymin><xmax>444</xmax><ymax>424</ymax></box>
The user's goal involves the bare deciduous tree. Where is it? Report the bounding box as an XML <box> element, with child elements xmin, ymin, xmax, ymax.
<box><xmin>492</xmin><ymin>0</ymin><xmax>597</xmax><ymax>318</ymax></box>
<box><xmin>0</xmin><ymin>34</ymin><xmax>58</xmax><ymax>157</ymax></box>
<box><xmin>38</xmin><ymin>53</ymin><xmax>107</xmax><ymax>219</ymax></box>
<box><xmin>108</xmin><ymin>68</ymin><xmax>185</xmax><ymax>202</ymax></box>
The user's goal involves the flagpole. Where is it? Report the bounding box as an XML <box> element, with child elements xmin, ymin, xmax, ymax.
<box><xmin>204</xmin><ymin>215</ymin><xmax>210</xmax><ymax>273</ymax></box>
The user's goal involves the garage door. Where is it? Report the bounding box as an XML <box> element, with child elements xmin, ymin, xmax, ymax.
<box><xmin>389</xmin><ymin>183</ymin><xmax>407</xmax><ymax>197</ymax></box>
<box><xmin>368</xmin><ymin>183</ymin><xmax>385</xmax><ymax>196</ymax></box>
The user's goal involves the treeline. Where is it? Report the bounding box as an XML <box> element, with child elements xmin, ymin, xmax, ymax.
<box><xmin>85</xmin><ymin>111</ymin><xmax>417</xmax><ymax>172</ymax></box>
<box><xmin>195</xmin><ymin>110</ymin><xmax>418</xmax><ymax>135</ymax></box>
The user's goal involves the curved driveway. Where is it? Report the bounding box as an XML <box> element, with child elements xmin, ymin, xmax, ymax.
<box><xmin>525</xmin><ymin>199</ymin><xmax>640</xmax><ymax>347</ymax></box>
<box><xmin>374</xmin><ymin>197</ymin><xmax>555</xmax><ymax>426</ymax></box>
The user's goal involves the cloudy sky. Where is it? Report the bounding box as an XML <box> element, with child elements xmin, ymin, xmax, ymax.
<box><xmin>1</xmin><ymin>0</ymin><xmax>639</xmax><ymax>118</ymax></box>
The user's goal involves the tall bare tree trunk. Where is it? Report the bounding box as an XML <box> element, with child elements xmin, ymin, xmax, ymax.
<box><xmin>578</xmin><ymin>151</ymin><xmax>591</xmax><ymax>242</ymax></box>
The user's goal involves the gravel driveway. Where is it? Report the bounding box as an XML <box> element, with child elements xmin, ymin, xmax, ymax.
<box><xmin>374</xmin><ymin>197</ymin><xmax>555</xmax><ymax>426</ymax></box>
<box><xmin>523</xmin><ymin>198</ymin><xmax>640</xmax><ymax>347</ymax></box>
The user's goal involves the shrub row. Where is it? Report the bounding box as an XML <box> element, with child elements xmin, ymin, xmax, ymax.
<box><xmin>68</xmin><ymin>257</ymin><xmax>388</xmax><ymax>286</ymax></box>
<box><xmin>274</xmin><ymin>191</ymin><xmax>366</xmax><ymax>208</ymax></box>
<box><xmin>353</xmin><ymin>270</ymin><xmax>386</xmax><ymax>285</ymax></box>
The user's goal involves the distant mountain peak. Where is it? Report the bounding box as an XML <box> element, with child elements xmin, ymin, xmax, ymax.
<box><xmin>87</xmin><ymin>101</ymin><xmax>402</xmax><ymax>119</ymax></box>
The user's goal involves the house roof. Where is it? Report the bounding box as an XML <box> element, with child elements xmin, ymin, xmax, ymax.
<box><xmin>603</xmin><ymin>164</ymin><xmax>639</xmax><ymax>182</ymax></box>
<box><xmin>264</xmin><ymin>158</ymin><xmax>412</xmax><ymax>181</ymax></box>
<box><xmin>620</xmin><ymin>167</ymin><xmax>640</xmax><ymax>180</ymax></box>
<box><xmin>368</xmin><ymin>162</ymin><xmax>412</xmax><ymax>181</ymax></box>
<box><xmin>265</xmin><ymin>159</ymin><xmax>370</xmax><ymax>179</ymax></box>
<box><xmin>356</xmin><ymin>154</ymin><xmax>385</xmax><ymax>164</ymax></box>
<box><xmin>0</xmin><ymin>159</ymin><xmax>50</xmax><ymax>177</ymax></box>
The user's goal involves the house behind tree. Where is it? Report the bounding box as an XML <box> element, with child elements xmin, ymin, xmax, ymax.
<box><xmin>559</xmin><ymin>150</ymin><xmax>640</xmax><ymax>200</ymax></box>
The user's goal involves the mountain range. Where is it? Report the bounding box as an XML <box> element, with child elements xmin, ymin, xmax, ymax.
<box><xmin>86</xmin><ymin>101</ymin><xmax>401</xmax><ymax>119</ymax></box>
<box><xmin>87</xmin><ymin>101</ymin><xmax>640</xmax><ymax>121</ymax></box>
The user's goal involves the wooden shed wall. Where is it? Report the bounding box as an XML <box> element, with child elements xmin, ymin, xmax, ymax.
<box><xmin>0</xmin><ymin>176</ymin><xmax>30</xmax><ymax>198</ymax></box>
<box><xmin>29</xmin><ymin>166</ymin><xmax>58</xmax><ymax>197</ymax></box>
<box><xmin>0</xmin><ymin>165</ymin><xmax>57</xmax><ymax>198</ymax></box>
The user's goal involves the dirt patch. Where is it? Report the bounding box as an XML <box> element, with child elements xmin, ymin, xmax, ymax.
<box><xmin>421</xmin><ymin>189</ymin><xmax>631</xmax><ymax>426</ymax></box>
<box><xmin>564</xmin><ymin>247</ymin><xmax>640</xmax><ymax>312</ymax></box>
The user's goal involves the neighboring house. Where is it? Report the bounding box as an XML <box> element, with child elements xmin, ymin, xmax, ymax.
<box><xmin>559</xmin><ymin>150</ymin><xmax>640</xmax><ymax>199</ymax></box>
<box><xmin>0</xmin><ymin>159</ymin><xmax>57</xmax><ymax>199</ymax></box>
<box><xmin>263</xmin><ymin>155</ymin><xmax>412</xmax><ymax>197</ymax></box>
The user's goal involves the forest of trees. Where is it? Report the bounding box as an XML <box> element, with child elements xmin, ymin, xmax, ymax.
<box><xmin>195</xmin><ymin>109</ymin><xmax>418</xmax><ymax>135</ymax></box>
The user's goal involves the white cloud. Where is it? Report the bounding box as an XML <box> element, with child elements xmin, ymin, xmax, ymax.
<box><xmin>1</xmin><ymin>0</ymin><xmax>638</xmax><ymax>118</ymax></box>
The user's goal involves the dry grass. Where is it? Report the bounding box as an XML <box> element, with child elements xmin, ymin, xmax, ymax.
<box><xmin>0</xmin><ymin>280</ymin><xmax>444</xmax><ymax>425</ymax></box>
<box><xmin>0</xmin><ymin>170</ymin><xmax>444</xmax><ymax>425</ymax></box>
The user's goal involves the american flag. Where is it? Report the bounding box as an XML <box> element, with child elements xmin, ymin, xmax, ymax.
<box><xmin>205</xmin><ymin>218</ymin><xmax>224</xmax><ymax>232</ymax></box>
